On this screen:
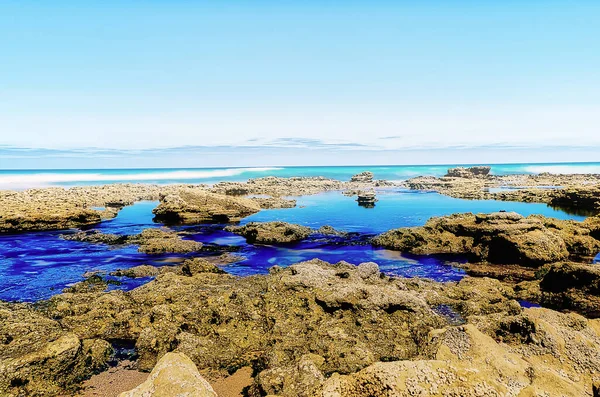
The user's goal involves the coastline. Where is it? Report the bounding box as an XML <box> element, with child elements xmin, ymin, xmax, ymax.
<box><xmin>1</xmin><ymin>166</ymin><xmax>600</xmax><ymax>396</ymax></box>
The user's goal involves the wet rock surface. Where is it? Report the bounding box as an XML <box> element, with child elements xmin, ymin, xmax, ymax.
<box><xmin>445</xmin><ymin>165</ymin><xmax>491</xmax><ymax>178</ymax></box>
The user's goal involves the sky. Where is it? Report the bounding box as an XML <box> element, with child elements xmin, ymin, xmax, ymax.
<box><xmin>1</xmin><ymin>1</ymin><xmax>599</xmax><ymax>168</ymax></box>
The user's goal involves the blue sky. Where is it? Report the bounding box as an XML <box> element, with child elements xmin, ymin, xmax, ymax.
<box><xmin>1</xmin><ymin>1</ymin><xmax>599</xmax><ymax>168</ymax></box>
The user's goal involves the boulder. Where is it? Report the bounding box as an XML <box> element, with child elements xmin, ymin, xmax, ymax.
<box><xmin>225</xmin><ymin>221</ymin><xmax>312</xmax><ymax>244</ymax></box>
<box><xmin>445</xmin><ymin>166</ymin><xmax>491</xmax><ymax>178</ymax></box>
<box><xmin>152</xmin><ymin>189</ymin><xmax>261</xmax><ymax>224</ymax></box>
<box><xmin>119</xmin><ymin>352</ymin><xmax>217</xmax><ymax>397</ymax></box>
<box><xmin>350</xmin><ymin>171</ymin><xmax>374</xmax><ymax>183</ymax></box>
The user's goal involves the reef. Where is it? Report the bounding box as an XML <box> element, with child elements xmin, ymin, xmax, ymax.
<box><xmin>225</xmin><ymin>221</ymin><xmax>313</xmax><ymax>244</ymax></box>
<box><xmin>1</xmin><ymin>259</ymin><xmax>600</xmax><ymax>396</ymax></box>
<box><xmin>62</xmin><ymin>227</ymin><xmax>203</xmax><ymax>254</ymax></box>
<box><xmin>372</xmin><ymin>211</ymin><xmax>600</xmax><ymax>266</ymax></box>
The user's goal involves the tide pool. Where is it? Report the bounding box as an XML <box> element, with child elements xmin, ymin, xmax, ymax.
<box><xmin>0</xmin><ymin>190</ymin><xmax>589</xmax><ymax>302</ymax></box>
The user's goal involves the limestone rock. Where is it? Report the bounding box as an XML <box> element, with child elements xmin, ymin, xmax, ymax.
<box><xmin>445</xmin><ymin>165</ymin><xmax>491</xmax><ymax>178</ymax></box>
<box><xmin>350</xmin><ymin>171</ymin><xmax>374</xmax><ymax>183</ymax></box>
<box><xmin>119</xmin><ymin>352</ymin><xmax>217</xmax><ymax>397</ymax></box>
<box><xmin>225</xmin><ymin>221</ymin><xmax>312</xmax><ymax>244</ymax></box>
<box><xmin>372</xmin><ymin>212</ymin><xmax>581</xmax><ymax>266</ymax></box>
<box><xmin>153</xmin><ymin>189</ymin><xmax>261</xmax><ymax>224</ymax></box>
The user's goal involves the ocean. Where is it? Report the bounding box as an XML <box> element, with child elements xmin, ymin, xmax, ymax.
<box><xmin>2</xmin><ymin>162</ymin><xmax>600</xmax><ymax>189</ymax></box>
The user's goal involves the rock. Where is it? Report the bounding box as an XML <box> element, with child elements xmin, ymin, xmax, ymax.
<box><xmin>371</xmin><ymin>212</ymin><xmax>597</xmax><ymax>266</ymax></box>
<box><xmin>356</xmin><ymin>191</ymin><xmax>377</xmax><ymax>208</ymax></box>
<box><xmin>119</xmin><ymin>352</ymin><xmax>217</xmax><ymax>397</ymax></box>
<box><xmin>537</xmin><ymin>262</ymin><xmax>600</xmax><ymax>317</ymax></box>
<box><xmin>62</xmin><ymin>230</ymin><xmax>128</xmax><ymax>245</ymax></box>
<box><xmin>152</xmin><ymin>188</ymin><xmax>261</xmax><ymax>224</ymax></box>
<box><xmin>251</xmin><ymin>197</ymin><xmax>297</xmax><ymax>209</ymax></box>
<box><xmin>316</xmin><ymin>225</ymin><xmax>347</xmax><ymax>236</ymax></box>
<box><xmin>111</xmin><ymin>258</ymin><xmax>225</xmax><ymax>278</ymax></box>
<box><xmin>350</xmin><ymin>171</ymin><xmax>374</xmax><ymax>183</ymax></box>
<box><xmin>0</xmin><ymin>302</ymin><xmax>112</xmax><ymax>396</ymax></box>
<box><xmin>63</xmin><ymin>274</ymin><xmax>112</xmax><ymax>293</ymax></box>
<box><xmin>131</xmin><ymin>228</ymin><xmax>203</xmax><ymax>254</ymax></box>
<box><xmin>0</xmin><ymin>184</ymin><xmax>189</xmax><ymax>233</ymax></box>
<box><xmin>356</xmin><ymin>262</ymin><xmax>380</xmax><ymax>279</ymax></box>
<box><xmin>63</xmin><ymin>228</ymin><xmax>203</xmax><ymax>254</ymax></box>
<box><xmin>445</xmin><ymin>165</ymin><xmax>491</xmax><ymax>178</ymax></box>
<box><xmin>320</xmin><ymin>311</ymin><xmax>600</xmax><ymax>396</ymax></box>
<box><xmin>225</xmin><ymin>221</ymin><xmax>312</xmax><ymax>244</ymax></box>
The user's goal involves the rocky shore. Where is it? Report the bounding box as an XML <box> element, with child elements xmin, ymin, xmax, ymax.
<box><xmin>2</xmin><ymin>169</ymin><xmax>600</xmax><ymax>396</ymax></box>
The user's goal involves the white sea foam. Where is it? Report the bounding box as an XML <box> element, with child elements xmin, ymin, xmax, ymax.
<box><xmin>523</xmin><ymin>165</ymin><xmax>600</xmax><ymax>175</ymax></box>
<box><xmin>0</xmin><ymin>167</ymin><xmax>283</xmax><ymax>189</ymax></box>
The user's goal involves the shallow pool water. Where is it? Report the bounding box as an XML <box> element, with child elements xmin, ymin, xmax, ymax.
<box><xmin>0</xmin><ymin>191</ymin><xmax>586</xmax><ymax>302</ymax></box>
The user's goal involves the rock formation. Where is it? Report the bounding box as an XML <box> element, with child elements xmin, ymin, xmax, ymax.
<box><xmin>63</xmin><ymin>227</ymin><xmax>203</xmax><ymax>254</ymax></box>
<box><xmin>372</xmin><ymin>212</ymin><xmax>600</xmax><ymax>266</ymax></box>
<box><xmin>225</xmin><ymin>221</ymin><xmax>312</xmax><ymax>244</ymax></box>
<box><xmin>356</xmin><ymin>190</ymin><xmax>378</xmax><ymax>207</ymax></box>
<box><xmin>152</xmin><ymin>188</ymin><xmax>262</xmax><ymax>224</ymax></box>
<box><xmin>445</xmin><ymin>165</ymin><xmax>491</xmax><ymax>178</ymax></box>
<box><xmin>349</xmin><ymin>171</ymin><xmax>374</xmax><ymax>183</ymax></box>
<box><xmin>119</xmin><ymin>352</ymin><xmax>217</xmax><ymax>397</ymax></box>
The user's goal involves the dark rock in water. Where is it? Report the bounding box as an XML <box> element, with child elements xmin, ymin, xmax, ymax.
<box><xmin>350</xmin><ymin>171</ymin><xmax>374</xmax><ymax>183</ymax></box>
<box><xmin>445</xmin><ymin>166</ymin><xmax>491</xmax><ymax>178</ymax></box>
<box><xmin>356</xmin><ymin>191</ymin><xmax>378</xmax><ymax>208</ymax></box>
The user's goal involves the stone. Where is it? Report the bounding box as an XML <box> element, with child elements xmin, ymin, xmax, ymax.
<box><xmin>445</xmin><ymin>165</ymin><xmax>491</xmax><ymax>178</ymax></box>
<box><xmin>225</xmin><ymin>221</ymin><xmax>312</xmax><ymax>244</ymax></box>
<box><xmin>349</xmin><ymin>171</ymin><xmax>374</xmax><ymax>183</ymax></box>
<box><xmin>119</xmin><ymin>352</ymin><xmax>217</xmax><ymax>397</ymax></box>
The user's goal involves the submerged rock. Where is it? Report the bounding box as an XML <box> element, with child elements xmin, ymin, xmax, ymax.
<box><xmin>119</xmin><ymin>352</ymin><xmax>217</xmax><ymax>397</ymax></box>
<box><xmin>225</xmin><ymin>221</ymin><xmax>312</xmax><ymax>244</ymax></box>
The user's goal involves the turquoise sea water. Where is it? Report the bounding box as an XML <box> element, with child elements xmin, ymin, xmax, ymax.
<box><xmin>2</xmin><ymin>162</ymin><xmax>600</xmax><ymax>189</ymax></box>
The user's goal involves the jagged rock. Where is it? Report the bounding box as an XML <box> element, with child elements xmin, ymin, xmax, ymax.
<box><xmin>225</xmin><ymin>221</ymin><xmax>312</xmax><ymax>244</ymax></box>
<box><xmin>153</xmin><ymin>189</ymin><xmax>261</xmax><ymax>224</ymax></box>
<box><xmin>111</xmin><ymin>258</ymin><xmax>225</xmax><ymax>278</ymax></box>
<box><xmin>119</xmin><ymin>352</ymin><xmax>217</xmax><ymax>397</ymax></box>
<box><xmin>62</xmin><ymin>228</ymin><xmax>203</xmax><ymax>254</ymax></box>
<box><xmin>319</xmin><ymin>309</ymin><xmax>600</xmax><ymax>396</ymax></box>
<box><xmin>130</xmin><ymin>228</ymin><xmax>203</xmax><ymax>254</ymax></box>
<box><xmin>316</xmin><ymin>225</ymin><xmax>347</xmax><ymax>236</ymax></box>
<box><xmin>350</xmin><ymin>171</ymin><xmax>374</xmax><ymax>183</ymax></box>
<box><xmin>251</xmin><ymin>197</ymin><xmax>297</xmax><ymax>209</ymax></box>
<box><xmin>445</xmin><ymin>165</ymin><xmax>491</xmax><ymax>178</ymax></box>
<box><xmin>372</xmin><ymin>212</ymin><xmax>587</xmax><ymax>266</ymax></box>
<box><xmin>537</xmin><ymin>262</ymin><xmax>600</xmax><ymax>317</ymax></box>
<box><xmin>0</xmin><ymin>303</ymin><xmax>112</xmax><ymax>396</ymax></box>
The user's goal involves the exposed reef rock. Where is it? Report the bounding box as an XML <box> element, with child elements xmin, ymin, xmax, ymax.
<box><xmin>152</xmin><ymin>188</ymin><xmax>261</xmax><ymax>224</ymax></box>
<box><xmin>0</xmin><ymin>302</ymin><xmax>112</xmax><ymax>396</ymax></box>
<box><xmin>405</xmin><ymin>170</ymin><xmax>600</xmax><ymax>214</ymax></box>
<box><xmin>63</xmin><ymin>228</ymin><xmax>203</xmax><ymax>254</ymax></box>
<box><xmin>251</xmin><ymin>196</ymin><xmax>297</xmax><ymax>209</ymax></box>
<box><xmin>319</xmin><ymin>309</ymin><xmax>600</xmax><ymax>396</ymax></box>
<box><xmin>445</xmin><ymin>165</ymin><xmax>491</xmax><ymax>178</ymax></box>
<box><xmin>0</xmin><ymin>184</ymin><xmax>190</xmax><ymax>233</ymax></box>
<box><xmin>534</xmin><ymin>262</ymin><xmax>600</xmax><ymax>318</ymax></box>
<box><xmin>2</xmin><ymin>260</ymin><xmax>600</xmax><ymax>395</ymax></box>
<box><xmin>372</xmin><ymin>212</ymin><xmax>600</xmax><ymax>266</ymax></box>
<box><xmin>349</xmin><ymin>171</ymin><xmax>374</xmax><ymax>183</ymax></box>
<box><xmin>110</xmin><ymin>258</ymin><xmax>226</xmax><ymax>278</ymax></box>
<box><xmin>225</xmin><ymin>221</ymin><xmax>312</xmax><ymax>244</ymax></box>
<box><xmin>119</xmin><ymin>352</ymin><xmax>217</xmax><ymax>397</ymax></box>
